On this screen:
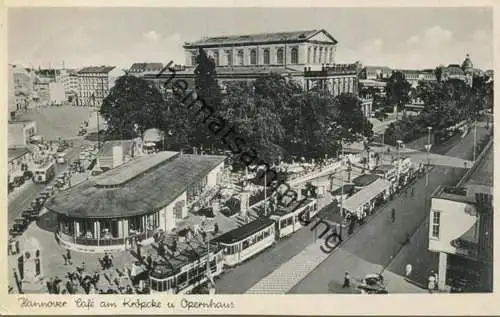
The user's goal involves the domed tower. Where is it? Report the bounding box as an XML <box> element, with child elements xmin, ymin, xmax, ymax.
<box><xmin>462</xmin><ymin>53</ymin><xmax>473</xmax><ymax>87</ymax></box>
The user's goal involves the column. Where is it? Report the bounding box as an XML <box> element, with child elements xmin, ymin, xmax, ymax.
<box><xmin>75</xmin><ymin>221</ymin><xmax>80</xmax><ymax>237</ymax></box>
<box><xmin>438</xmin><ymin>252</ymin><xmax>448</xmax><ymax>290</ymax></box>
<box><xmin>94</xmin><ymin>221</ymin><xmax>100</xmax><ymax>240</ymax></box>
<box><xmin>122</xmin><ymin>218</ymin><xmax>129</xmax><ymax>238</ymax></box>
<box><xmin>118</xmin><ymin>219</ymin><xmax>123</xmax><ymax>238</ymax></box>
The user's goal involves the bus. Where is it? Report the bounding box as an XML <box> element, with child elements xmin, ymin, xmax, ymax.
<box><xmin>33</xmin><ymin>161</ymin><xmax>56</xmax><ymax>184</ymax></box>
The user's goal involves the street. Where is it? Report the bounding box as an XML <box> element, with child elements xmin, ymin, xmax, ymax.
<box><xmin>214</xmin><ymin>124</ymin><xmax>489</xmax><ymax>294</ymax></box>
<box><xmin>289</xmin><ymin>125</ymin><xmax>489</xmax><ymax>293</ymax></box>
<box><xmin>8</xmin><ymin>142</ymin><xmax>83</xmax><ymax>226</ymax></box>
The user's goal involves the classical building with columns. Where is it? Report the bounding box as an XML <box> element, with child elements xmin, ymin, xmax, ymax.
<box><xmin>144</xmin><ymin>29</ymin><xmax>359</xmax><ymax>98</ymax></box>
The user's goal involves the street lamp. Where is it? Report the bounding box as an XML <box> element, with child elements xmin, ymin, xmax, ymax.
<box><xmin>473</xmin><ymin>119</ymin><xmax>477</xmax><ymax>162</ymax></box>
<box><xmin>339</xmin><ymin>139</ymin><xmax>345</xmax><ymax>239</ymax></box>
<box><xmin>426</xmin><ymin>126</ymin><xmax>432</xmax><ymax>167</ymax></box>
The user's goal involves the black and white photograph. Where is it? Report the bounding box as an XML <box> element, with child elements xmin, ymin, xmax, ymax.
<box><xmin>3</xmin><ymin>2</ymin><xmax>496</xmax><ymax>314</ymax></box>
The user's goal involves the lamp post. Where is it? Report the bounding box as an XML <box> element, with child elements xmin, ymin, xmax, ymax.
<box><xmin>426</xmin><ymin>126</ymin><xmax>432</xmax><ymax>167</ymax></box>
<box><xmin>339</xmin><ymin>139</ymin><xmax>345</xmax><ymax>239</ymax></box>
<box><xmin>473</xmin><ymin>119</ymin><xmax>477</xmax><ymax>162</ymax></box>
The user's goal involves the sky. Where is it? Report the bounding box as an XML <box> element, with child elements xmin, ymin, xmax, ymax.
<box><xmin>8</xmin><ymin>7</ymin><xmax>494</xmax><ymax>70</ymax></box>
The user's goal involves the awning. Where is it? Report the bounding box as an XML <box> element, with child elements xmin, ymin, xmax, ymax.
<box><xmin>343</xmin><ymin>178</ymin><xmax>392</xmax><ymax>212</ymax></box>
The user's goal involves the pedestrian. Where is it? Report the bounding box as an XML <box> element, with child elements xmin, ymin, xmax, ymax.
<box><xmin>411</xmin><ymin>187</ymin><xmax>415</xmax><ymax>197</ymax></box>
<box><xmin>405</xmin><ymin>264</ymin><xmax>413</xmax><ymax>277</ymax></box>
<box><xmin>34</xmin><ymin>257</ymin><xmax>41</xmax><ymax>277</ymax></box>
<box><xmin>391</xmin><ymin>208</ymin><xmax>396</xmax><ymax>223</ymax></box>
<box><xmin>17</xmin><ymin>255</ymin><xmax>24</xmax><ymax>281</ymax></box>
<box><xmin>433</xmin><ymin>272</ymin><xmax>439</xmax><ymax>290</ymax></box>
<box><xmin>428</xmin><ymin>272</ymin><xmax>436</xmax><ymax>292</ymax></box>
<box><xmin>136</xmin><ymin>241</ymin><xmax>142</xmax><ymax>261</ymax></box>
<box><xmin>146</xmin><ymin>253</ymin><xmax>153</xmax><ymax>271</ymax></box>
<box><xmin>66</xmin><ymin>249</ymin><xmax>72</xmax><ymax>265</ymax></box>
<box><xmin>342</xmin><ymin>272</ymin><xmax>351</xmax><ymax>288</ymax></box>
<box><xmin>46</xmin><ymin>277</ymin><xmax>54</xmax><ymax>294</ymax></box>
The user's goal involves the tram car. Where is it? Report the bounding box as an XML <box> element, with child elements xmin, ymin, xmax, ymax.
<box><xmin>149</xmin><ymin>242</ymin><xmax>225</xmax><ymax>294</ymax></box>
<box><xmin>212</xmin><ymin>217</ymin><xmax>275</xmax><ymax>267</ymax></box>
<box><xmin>270</xmin><ymin>198</ymin><xmax>318</xmax><ymax>239</ymax></box>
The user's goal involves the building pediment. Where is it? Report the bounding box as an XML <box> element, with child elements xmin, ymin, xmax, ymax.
<box><xmin>307</xmin><ymin>30</ymin><xmax>338</xmax><ymax>44</ymax></box>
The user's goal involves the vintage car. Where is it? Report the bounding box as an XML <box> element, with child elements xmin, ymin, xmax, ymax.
<box><xmin>22</xmin><ymin>209</ymin><xmax>39</xmax><ymax>222</ymax></box>
<box><xmin>11</xmin><ymin>217</ymin><xmax>29</xmax><ymax>235</ymax></box>
<box><xmin>357</xmin><ymin>273</ymin><xmax>388</xmax><ymax>294</ymax></box>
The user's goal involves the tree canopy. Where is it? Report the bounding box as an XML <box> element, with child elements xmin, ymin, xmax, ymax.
<box><xmin>100</xmin><ymin>75</ymin><xmax>166</xmax><ymax>139</ymax></box>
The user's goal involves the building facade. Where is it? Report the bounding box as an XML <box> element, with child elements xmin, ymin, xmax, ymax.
<box><xmin>8</xmin><ymin>120</ymin><xmax>37</xmax><ymax>148</ymax></box>
<box><xmin>428</xmin><ymin>145</ymin><xmax>493</xmax><ymax>292</ymax></box>
<box><xmin>145</xmin><ymin>29</ymin><xmax>359</xmax><ymax>100</ymax></box>
<box><xmin>76</xmin><ymin>66</ymin><xmax>125</xmax><ymax>107</ymax></box>
<box><xmin>183</xmin><ymin>29</ymin><xmax>338</xmax><ymax>69</ymax></box>
<box><xmin>360</xmin><ymin>66</ymin><xmax>392</xmax><ymax>80</ymax></box>
<box><xmin>398</xmin><ymin>70</ymin><xmax>437</xmax><ymax>88</ymax></box>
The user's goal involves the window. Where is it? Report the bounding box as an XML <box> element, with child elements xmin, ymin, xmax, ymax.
<box><xmin>213</xmin><ymin>51</ymin><xmax>219</xmax><ymax>66</ymax></box>
<box><xmin>191</xmin><ymin>53</ymin><xmax>197</xmax><ymax>66</ymax></box>
<box><xmin>242</xmin><ymin>240</ymin><xmax>249</xmax><ymax>249</ymax></box>
<box><xmin>174</xmin><ymin>201</ymin><xmax>184</xmax><ymax>220</ymax></box>
<box><xmin>291</xmin><ymin>48</ymin><xmax>298</xmax><ymax>64</ymax></box>
<box><xmin>277</xmin><ymin>48</ymin><xmax>284</xmax><ymax>64</ymax></box>
<box><xmin>280</xmin><ymin>219</ymin><xmax>287</xmax><ymax>229</ymax></box>
<box><xmin>226</xmin><ymin>50</ymin><xmax>233</xmax><ymax>66</ymax></box>
<box><xmin>431</xmin><ymin>210</ymin><xmax>441</xmax><ymax>239</ymax></box>
<box><xmin>263</xmin><ymin>49</ymin><xmax>270</xmax><ymax>65</ymax></box>
<box><xmin>307</xmin><ymin>47</ymin><xmax>311</xmax><ymax>64</ymax></box>
<box><xmin>250</xmin><ymin>49</ymin><xmax>257</xmax><ymax>65</ymax></box>
<box><xmin>237</xmin><ymin>50</ymin><xmax>244</xmax><ymax>66</ymax></box>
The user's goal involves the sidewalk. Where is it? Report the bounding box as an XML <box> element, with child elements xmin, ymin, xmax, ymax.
<box><xmin>245</xmin><ymin>239</ymin><xmax>331</xmax><ymax>294</ymax></box>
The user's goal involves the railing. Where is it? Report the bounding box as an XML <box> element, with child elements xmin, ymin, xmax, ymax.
<box><xmin>58</xmin><ymin>229</ymin><xmax>156</xmax><ymax>247</ymax></box>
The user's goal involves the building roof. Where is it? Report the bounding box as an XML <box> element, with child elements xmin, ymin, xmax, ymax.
<box><xmin>465</xmin><ymin>144</ymin><xmax>493</xmax><ymax>187</ymax></box>
<box><xmin>8</xmin><ymin>148</ymin><xmax>30</xmax><ymax>162</ymax></box>
<box><xmin>184</xmin><ymin>29</ymin><xmax>337</xmax><ymax>48</ymax></box>
<box><xmin>212</xmin><ymin>217</ymin><xmax>275</xmax><ymax>245</ymax></box>
<box><xmin>372</xmin><ymin>164</ymin><xmax>396</xmax><ymax>174</ymax></box>
<box><xmin>45</xmin><ymin>152</ymin><xmax>226</xmax><ymax>219</ymax></box>
<box><xmin>331</xmin><ymin>184</ymin><xmax>355</xmax><ymax>196</ymax></box>
<box><xmin>343</xmin><ymin>178</ymin><xmax>392</xmax><ymax>212</ymax></box>
<box><xmin>77</xmin><ymin>66</ymin><xmax>116</xmax><ymax>74</ymax></box>
<box><xmin>128</xmin><ymin>63</ymin><xmax>164</xmax><ymax>73</ymax></box>
<box><xmin>364</xmin><ymin>66</ymin><xmax>392</xmax><ymax>74</ymax></box>
<box><xmin>445</xmin><ymin>65</ymin><xmax>465</xmax><ymax>76</ymax></box>
<box><xmin>353</xmin><ymin>173</ymin><xmax>379</xmax><ymax>187</ymax></box>
<box><xmin>98</xmin><ymin>139</ymin><xmax>137</xmax><ymax>160</ymax></box>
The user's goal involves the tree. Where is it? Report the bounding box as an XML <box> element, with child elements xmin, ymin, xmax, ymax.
<box><xmin>386</xmin><ymin>71</ymin><xmax>411</xmax><ymax>119</ymax></box>
<box><xmin>100</xmin><ymin>75</ymin><xmax>166</xmax><ymax>139</ymax></box>
<box><xmin>283</xmin><ymin>92</ymin><xmax>341</xmax><ymax>161</ymax></box>
<box><xmin>193</xmin><ymin>48</ymin><xmax>222</xmax><ymax>147</ymax></box>
<box><xmin>333</xmin><ymin>93</ymin><xmax>373</xmax><ymax>142</ymax></box>
<box><xmin>434</xmin><ymin>65</ymin><xmax>445</xmax><ymax>82</ymax></box>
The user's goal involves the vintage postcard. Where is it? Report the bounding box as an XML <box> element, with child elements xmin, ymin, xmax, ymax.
<box><xmin>1</xmin><ymin>1</ymin><xmax>498</xmax><ymax>315</ymax></box>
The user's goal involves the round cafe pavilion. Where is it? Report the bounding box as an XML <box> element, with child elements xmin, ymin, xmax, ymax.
<box><xmin>45</xmin><ymin>151</ymin><xmax>225</xmax><ymax>253</ymax></box>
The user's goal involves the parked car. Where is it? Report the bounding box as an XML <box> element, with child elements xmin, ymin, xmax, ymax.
<box><xmin>22</xmin><ymin>209</ymin><xmax>39</xmax><ymax>222</ymax></box>
<box><xmin>11</xmin><ymin>217</ymin><xmax>29</xmax><ymax>235</ymax></box>
<box><xmin>23</xmin><ymin>170</ymin><xmax>33</xmax><ymax>181</ymax></box>
<box><xmin>56</xmin><ymin>152</ymin><xmax>66</xmax><ymax>164</ymax></box>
